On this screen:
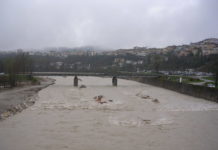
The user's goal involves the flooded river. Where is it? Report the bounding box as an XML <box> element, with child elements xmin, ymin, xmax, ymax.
<box><xmin>0</xmin><ymin>76</ymin><xmax>218</xmax><ymax>150</ymax></box>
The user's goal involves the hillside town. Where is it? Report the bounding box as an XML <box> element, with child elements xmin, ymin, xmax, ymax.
<box><xmin>2</xmin><ymin>38</ymin><xmax>217</xmax><ymax>57</ymax></box>
<box><xmin>0</xmin><ymin>38</ymin><xmax>218</xmax><ymax>75</ymax></box>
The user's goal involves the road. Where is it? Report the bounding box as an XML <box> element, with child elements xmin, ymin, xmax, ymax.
<box><xmin>0</xmin><ymin>76</ymin><xmax>218</xmax><ymax>150</ymax></box>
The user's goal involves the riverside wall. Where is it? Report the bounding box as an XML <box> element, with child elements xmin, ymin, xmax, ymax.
<box><xmin>127</xmin><ymin>77</ymin><xmax>218</xmax><ymax>103</ymax></box>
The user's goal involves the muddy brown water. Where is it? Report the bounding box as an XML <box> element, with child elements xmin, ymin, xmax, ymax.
<box><xmin>0</xmin><ymin>76</ymin><xmax>218</xmax><ymax>150</ymax></box>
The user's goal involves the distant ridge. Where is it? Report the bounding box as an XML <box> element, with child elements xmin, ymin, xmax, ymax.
<box><xmin>110</xmin><ymin>38</ymin><xmax>218</xmax><ymax>57</ymax></box>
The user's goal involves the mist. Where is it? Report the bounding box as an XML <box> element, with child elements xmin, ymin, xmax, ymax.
<box><xmin>0</xmin><ymin>0</ymin><xmax>218</xmax><ymax>50</ymax></box>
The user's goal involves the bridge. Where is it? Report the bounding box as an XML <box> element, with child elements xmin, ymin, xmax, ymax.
<box><xmin>32</xmin><ymin>72</ymin><xmax>106</xmax><ymax>76</ymax></box>
<box><xmin>31</xmin><ymin>72</ymin><xmax>158</xmax><ymax>78</ymax></box>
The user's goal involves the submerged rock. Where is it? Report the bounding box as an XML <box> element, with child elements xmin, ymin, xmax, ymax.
<box><xmin>136</xmin><ymin>93</ymin><xmax>150</xmax><ymax>99</ymax></box>
<box><xmin>79</xmin><ymin>85</ymin><xmax>87</xmax><ymax>88</ymax></box>
<box><xmin>142</xmin><ymin>119</ymin><xmax>151</xmax><ymax>124</ymax></box>
<box><xmin>152</xmin><ymin>99</ymin><xmax>160</xmax><ymax>103</ymax></box>
<box><xmin>141</xmin><ymin>95</ymin><xmax>150</xmax><ymax>99</ymax></box>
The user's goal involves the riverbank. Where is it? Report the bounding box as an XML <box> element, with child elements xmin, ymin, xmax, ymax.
<box><xmin>124</xmin><ymin>76</ymin><xmax>218</xmax><ymax>102</ymax></box>
<box><xmin>0</xmin><ymin>77</ymin><xmax>55</xmax><ymax>120</ymax></box>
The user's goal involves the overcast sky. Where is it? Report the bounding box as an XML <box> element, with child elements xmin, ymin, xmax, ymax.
<box><xmin>0</xmin><ymin>0</ymin><xmax>218</xmax><ymax>50</ymax></box>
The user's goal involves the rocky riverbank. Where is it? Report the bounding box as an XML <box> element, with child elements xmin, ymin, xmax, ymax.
<box><xmin>0</xmin><ymin>77</ymin><xmax>55</xmax><ymax>120</ymax></box>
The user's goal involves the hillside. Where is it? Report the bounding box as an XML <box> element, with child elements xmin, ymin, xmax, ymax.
<box><xmin>111</xmin><ymin>38</ymin><xmax>218</xmax><ymax>57</ymax></box>
<box><xmin>0</xmin><ymin>38</ymin><xmax>218</xmax><ymax>73</ymax></box>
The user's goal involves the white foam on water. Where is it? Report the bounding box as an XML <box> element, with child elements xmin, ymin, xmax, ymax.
<box><xmin>151</xmin><ymin>118</ymin><xmax>173</xmax><ymax>126</ymax></box>
<box><xmin>108</xmin><ymin>116</ymin><xmax>147</xmax><ymax>127</ymax></box>
<box><xmin>35</xmin><ymin>97</ymin><xmax>129</xmax><ymax>112</ymax></box>
<box><xmin>109</xmin><ymin>115</ymin><xmax>174</xmax><ymax>127</ymax></box>
<box><xmin>159</xmin><ymin>102</ymin><xmax>218</xmax><ymax>112</ymax></box>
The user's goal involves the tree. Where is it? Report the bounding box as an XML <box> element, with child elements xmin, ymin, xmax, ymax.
<box><xmin>5</xmin><ymin>58</ymin><xmax>17</xmax><ymax>87</ymax></box>
<box><xmin>151</xmin><ymin>55</ymin><xmax>164</xmax><ymax>72</ymax></box>
<box><xmin>2</xmin><ymin>51</ymin><xmax>33</xmax><ymax>87</ymax></box>
<box><xmin>215</xmin><ymin>71</ymin><xmax>218</xmax><ymax>88</ymax></box>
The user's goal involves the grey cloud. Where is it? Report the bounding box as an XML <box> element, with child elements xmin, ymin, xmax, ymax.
<box><xmin>0</xmin><ymin>0</ymin><xmax>218</xmax><ymax>50</ymax></box>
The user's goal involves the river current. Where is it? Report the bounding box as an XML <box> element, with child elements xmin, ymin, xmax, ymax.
<box><xmin>0</xmin><ymin>76</ymin><xmax>218</xmax><ymax>150</ymax></box>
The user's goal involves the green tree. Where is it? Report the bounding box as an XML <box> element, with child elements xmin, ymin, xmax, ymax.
<box><xmin>215</xmin><ymin>71</ymin><xmax>218</xmax><ymax>88</ymax></box>
<box><xmin>151</xmin><ymin>55</ymin><xmax>164</xmax><ymax>72</ymax></box>
<box><xmin>5</xmin><ymin>59</ymin><xmax>17</xmax><ymax>87</ymax></box>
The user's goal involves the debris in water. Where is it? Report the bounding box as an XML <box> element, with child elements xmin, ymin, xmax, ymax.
<box><xmin>142</xmin><ymin>119</ymin><xmax>151</xmax><ymax>124</ymax></box>
<box><xmin>94</xmin><ymin>95</ymin><xmax>105</xmax><ymax>103</ymax></box>
<box><xmin>152</xmin><ymin>99</ymin><xmax>160</xmax><ymax>103</ymax></box>
<box><xmin>136</xmin><ymin>92</ymin><xmax>159</xmax><ymax>103</ymax></box>
<box><xmin>99</xmin><ymin>101</ymin><xmax>107</xmax><ymax>104</ymax></box>
<box><xmin>93</xmin><ymin>95</ymin><xmax>114</xmax><ymax>104</ymax></box>
<box><xmin>94</xmin><ymin>95</ymin><xmax>104</xmax><ymax>101</ymax></box>
<box><xmin>79</xmin><ymin>85</ymin><xmax>87</xmax><ymax>88</ymax></box>
<box><xmin>141</xmin><ymin>95</ymin><xmax>150</xmax><ymax>99</ymax></box>
<box><xmin>136</xmin><ymin>93</ymin><xmax>150</xmax><ymax>99</ymax></box>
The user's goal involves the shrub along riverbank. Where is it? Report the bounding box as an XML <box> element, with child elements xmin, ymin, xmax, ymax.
<box><xmin>0</xmin><ymin>74</ymin><xmax>39</xmax><ymax>89</ymax></box>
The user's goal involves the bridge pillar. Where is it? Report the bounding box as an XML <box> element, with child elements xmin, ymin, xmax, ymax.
<box><xmin>112</xmin><ymin>76</ymin><xmax>117</xmax><ymax>86</ymax></box>
<box><xmin>74</xmin><ymin>75</ymin><xmax>78</xmax><ymax>87</ymax></box>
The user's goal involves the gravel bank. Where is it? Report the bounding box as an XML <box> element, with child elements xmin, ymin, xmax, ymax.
<box><xmin>0</xmin><ymin>77</ymin><xmax>55</xmax><ymax>120</ymax></box>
